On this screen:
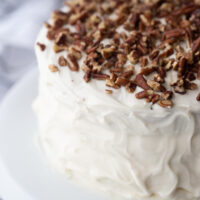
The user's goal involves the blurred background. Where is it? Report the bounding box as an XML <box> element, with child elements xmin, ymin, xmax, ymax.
<box><xmin>0</xmin><ymin>0</ymin><xmax>64</xmax><ymax>101</ymax></box>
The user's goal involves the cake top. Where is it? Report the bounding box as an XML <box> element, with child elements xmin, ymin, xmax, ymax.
<box><xmin>37</xmin><ymin>0</ymin><xmax>200</xmax><ymax>109</ymax></box>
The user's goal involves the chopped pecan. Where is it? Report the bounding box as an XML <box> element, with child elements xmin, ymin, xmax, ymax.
<box><xmin>67</xmin><ymin>54</ymin><xmax>79</xmax><ymax>71</ymax></box>
<box><xmin>172</xmin><ymin>60</ymin><xmax>178</xmax><ymax>70</ymax></box>
<box><xmin>128</xmin><ymin>50</ymin><xmax>140</xmax><ymax>64</ymax></box>
<box><xmin>106</xmin><ymin>78</ymin><xmax>115</xmax><ymax>87</ymax></box>
<box><xmin>140</xmin><ymin>14</ymin><xmax>151</xmax><ymax>26</ymax></box>
<box><xmin>92</xmin><ymin>64</ymin><xmax>102</xmax><ymax>73</ymax></box>
<box><xmin>149</xmin><ymin>49</ymin><xmax>159</xmax><ymax>60</ymax></box>
<box><xmin>126</xmin><ymin>82</ymin><xmax>137</xmax><ymax>93</ymax></box>
<box><xmin>174</xmin><ymin>86</ymin><xmax>186</xmax><ymax>94</ymax></box>
<box><xmin>185</xmin><ymin>81</ymin><xmax>198</xmax><ymax>90</ymax></box>
<box><xmin>48</xmin><ymin>64</ymin><xmax>59</xmax><ymax>72</ymax></box>
<box><xmin>115</xmin><ymin>77</ymin><xmax>129</xmax><ymax>86</ymax></box>
<box><xmin>53</xmin><ymin>44</ymin><xmax>67</xmax><ymax>53</ymax></box>
<box><xmin>75</xmin><ymin>22</ymin><xmax>86</xmax><ymax>36</ymax></box>
<box><xmin>134</xmin><ymin>74</ymin><xmax>151</xmax><ymax>90</ymax></box>
<box><xmin>124</xmin><ymin>13</ymin><xmax>139</xmax><ymax>30</ymax></box>
<box><xmin>164</xmin><ymin>28</ymin><xmax>185</xmax><ymax>39</ymax></box>
<box><xmin>69</xmin><ymin>10</ymin><xmax>88</xmax><ymax>25</ymax></box>
<box><xmin>178</xmin><ymin>57</ymin><xmax>186</xmax><ymax>78</ymax></box>
<box><xmin>158</xmin><ymin>100</ymin><xmax>173</xmax><ymax>108</ymax></box>
<box><xmin>192</xmin><ymin>37</ymin><xmax>200</xmax><ymax>53</ymax></box>
<box><xmin>37</xmin><ymin>42</ymin><xmax>46</xmax><ymax>51</ymax></box>
<box><xmin>147</xmin><ymin>80</ymin><xmax>162</xmax><ymax>92</ymax></box>
<box><xmin>140</xmin><ymin>67</ymin><xmax>156</xmax><ymax>76</ymax></box>
<box><xmin>55</xmin><ymin>31</ymin><xmax>68</xmax><ymax>46</ymax></box>
<box><xmin>117</xmin><ymin>53</ymin><xmax>127</xmax><ymax>65</ymax></box>
<box><xmin>83</xmin><ymin>71</ymin><xmax>91</xmax><ymax>83</ymax></box>
<box><xmin>154</xmin><ymin>74</ymin><xmax>164</xmax><ymax>83</ymax></box>
<box><xmin>139</xmin><ymin>57</ymin><xmax>148</xmax><ymax>67</ymax></box>
<box><xmin>100</xmin><ymin>45</ymin><xmax>116</xmax><ymax>59</ymax></box>
<box><xmin>58</xmin><ymin>56</ymin><xmax>67</xmax><ymax>66</ymax></box>
<box><xmin>110</xmin><ymin>67</ymin><xmax>123</xmax><ymax>73</ymax></box>
<box><xmin>105</xmin><ymin>89</ymin><xmax>113</xmax><ymax>94</ymax></box>
<box><xmin>161</xmin><ymin>91</ymin><xmax>173</xmax><ymax>100</ymax></box>
<box><xmin>69</xmin><ymin>47</ymin><xmax>82</xmax><ymax>60</ymax></box>
<box><xmin>137</xmin><ymin>44</ymin><xmax>148</xmax><ymax>55</ymax></box>
<box><xmin>52</xmin><ymin>10</ymin><xmax>69</xmax><ymax>21</ymax></box>
<box><xmin>121</xmin><ymin>70</ymin><xmax>134</xmax><ymax>78</ymax></box>
<box><xmin>151</xmin><ymin>94</ymin><xmax>160</xmax><ymax>104</ymax></box>
<box><xmin>46</xmin><ymin>30</ymin><xmax>56</xmax><ymax>40</ymax></box>
<box><xmin>92</xmin><ymin>73</ymin><xmax>109</xmax><ymax>80</ymax></box>
<box><xmin>157</xmin><ymin>66</ymin><xmax>166</xmax><ymax>78</ymax></box>
<box><xmin>135</xmin><ymin>90</ymin><xmax>149</xmax><ymax>99</ymax></box>
<box><xmin>186</xmin><ymin>72</ymin><xmax>196</xmax><ymax>81</ymax></box>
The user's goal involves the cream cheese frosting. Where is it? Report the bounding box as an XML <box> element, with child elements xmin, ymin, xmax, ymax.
<box><xmin>34</xmin><ymin>1</ymin><xmax>200</xmax><ymax>200</ymax></box>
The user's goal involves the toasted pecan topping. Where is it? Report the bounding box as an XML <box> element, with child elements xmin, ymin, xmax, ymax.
<box><xmin>105</xmin><ymin>89</ymin><xmax>113</xmax><ymax>94</ymax></box>
<box><xmin>58</xmin><ymin>56</ymin><xmax>67</xmax><ymax>66</ymax></box>
<box><xmin>135</xmin><ymin>90</ymin><xmax>150</xmax><ymax>99</ymax></box>
<box><xmin>158</xmin><ymin>100</ymin><xmax>173</xmax><ymax>108</ymax></box>
<box><xmin>161</xmin><ymin>91</ymin><xmax>173</xmax><ymax>100</ymax></box>
<box><xmin>49</xmin><ymin>64</ymin><xmax>59</xmax><ymax>72</ymax></box>
<box><xmin>67</xmin><ymin>54</ymin><xmax>79</xmax><ymax>71</ymax></box>
<box><xmin>134</xmin><ymin>74</ymin><xmax>150</xmax><ymax>90</ymax></box>
<box><xmin>115</xmin><ymin>77</ymin><xmax>129</xmax><ymax>86</ymax></box>
<box><xmin>37</xmin><ymin>42</ymin><xmax>46</xmax><ymax>51</ymax></box>
<box><xmin>147</xmin><ymin>80</ymin><xmax>162</xmax><ymax>92</ymax></box>
<box><xmin>164</xmin><ymin>29</ymin><xmax>185</xmax><ymax>40</ymax></box>
<box><xmin>45</xmin><ymin>0</ymin><xmax>200</xmax><ymax>108</ymax></box>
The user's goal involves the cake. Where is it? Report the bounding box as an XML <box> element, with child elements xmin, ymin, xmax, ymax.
<box><xmin>34</xmin><ymin>0</ymin><xmax>200</xmax><ymax>199</ymax></box>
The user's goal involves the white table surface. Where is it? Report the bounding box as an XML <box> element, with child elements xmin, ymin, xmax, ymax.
<box><xmin>0</xmin><ymin>0</ymin><xmax>64</xmax><ymax>199</ymax></box>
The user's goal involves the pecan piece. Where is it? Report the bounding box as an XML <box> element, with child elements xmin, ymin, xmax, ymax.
<box><xmin>135</xmin><ymin>90</ymin><xmax>149</xmax><ymax>99</ymax></box>
<box><xmin>69</xmin><ymin>47</ymin><xmax>82</xmax><ymax>60</ymax></box>
<box><xmin>158</xmin><ymin>100</ymin><xmax>173</xmax><ymax>108</ymax></box>
<box><xmin>147</xmin><ymin>80</ymin><xmax>162</xmax><ymax>92</ymax></box>
<box><xmin>139</xmin><ymin>57</ymin><xmax>148</xmax><ymax>67</ymax></box>
<box><xmin>128</xmin><ymin>50</ymin><xmax>140</xmax><ymax>64</ymax></box>
<box><xmin>100</xmin><ymin>45</ymin><xmax>116</xmax><ymax>59</ymax></box>
<box><xmin>185</xmin><ymin>82</ymin><xmax>198</xmax><ymax>90</ymax></box>
<box><xmin>115</xmin><ymin>77</ymin><xmax>129</xmax><ymax>86</ymax></box>
<box><xmin>58</xmin><ymin>56</ymin><xmax>67</xmax><ymax>66</ymax></box>
<box><xmin>134</xmin><ymin>74</ymin><xmax>151</xmax><ymax>90</ymax></box>
<box><xmin>151</xmin><ymin>94</ymin><xmax>160</xmax><ymax>104</ymax></box>
<box><xmin>126</xmin><ymin>82</ymin><xmax>137</xmax><ymax>93</ymax></box>
<box><xmin>174</xmin><ymin>86</ymin><xmax>186</xmax><ymax>94</ymax></box>
<box><xmin>192</xmin><ymin>37</ymin><xmax>200</xmax><ymax>53</ymax></box>
<box><xmin>67</xmin><ymin>54</ymin><xmax>79</xmax><ymax>71</ymax></box>
<box><xmin>83</xmin><ymin>71</ymin><xmax>91</xmax><ymax>83</ymax></box>
<box><xmin>140</xmin><ymin>67</ymin><xmax>156</xmax><ymax>76</ymax></box>
<box><xmin>149</xmin><ymin>49</ymin><xmax>159</xmax><ymax>60</ymax></box>
<box><xmin>105</xmin><ymin>89</ymin><xmax>113</xmax><ymax>94</ymax></box>
<box><xmin>161</xmin><ymin>91</ymin><xmax>173</xmax><ymax>100</ymax></box>
<box><xmin>48</xmin><ymin>64</ymin><xmax>59</xmax><ymax>72</ymax></box>
<box><xmin>92</xmin><ymin>73</ymin><xmax>109</xmax><ymax>80</ymax></box>
<box><xmin>157</xmin><ymin>67</ymin><xmax>166</xmax><ymax>78</ymax></box>
<box><xmin>121</xmin><ymin>70</ymin><xmax>134</xmax><ymax>78</ymax></box>
<box><xmin>53</xmin><ymin>44</ymin><xmax>67</xmax><ymax>53</ymax></box>
<box><xmin>154</xmin><ymin>74</ymin><xmax>164</xmax><ymax>83</ymax></box>
<box><xmin>164</xmin><ymin>28</ymin><xmax>185</xmax><ymax>39</ymax></box>
<box><xmin>37</xmin><ymin>42</ymin><xmax>46</xmax><ymax>51</ymax></box>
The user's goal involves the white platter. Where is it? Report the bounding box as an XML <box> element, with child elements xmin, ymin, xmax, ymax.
<box><xmin>0</xmin><ymin>68</ymin><xmax>103</xmax><ymax>200</ymax></box>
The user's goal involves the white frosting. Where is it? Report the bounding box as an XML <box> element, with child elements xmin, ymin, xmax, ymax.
<box><xmin>34</xmin><ymin>21</ymin><xmax>200</xmax><ymax>200</ymax></box>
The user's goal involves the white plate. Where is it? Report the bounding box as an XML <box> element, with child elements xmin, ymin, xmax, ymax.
<box><xmin>0</xmin><ymin>68</ymin><xmax>104</xmax><ymax>200</ymax></box>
